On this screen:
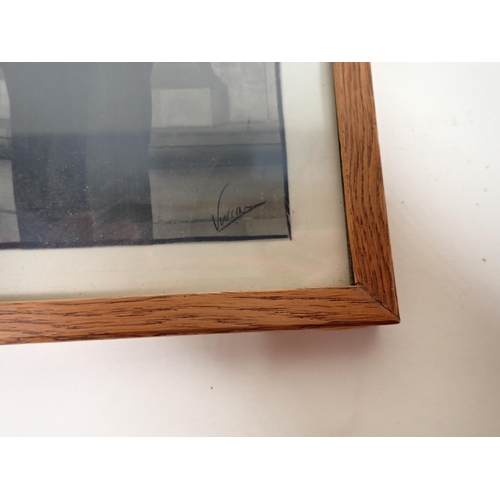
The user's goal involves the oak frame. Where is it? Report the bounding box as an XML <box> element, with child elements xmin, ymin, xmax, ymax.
<box><xmin>0</xmin><ymin>62</ymin><xmax>399</xmax><ymax>345</ymax></box>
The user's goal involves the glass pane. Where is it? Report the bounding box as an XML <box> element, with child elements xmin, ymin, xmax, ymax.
<box><xmin>0</xmin><ymin>63</ymin><xmax>350</xmax><ymax>300</ymax></box>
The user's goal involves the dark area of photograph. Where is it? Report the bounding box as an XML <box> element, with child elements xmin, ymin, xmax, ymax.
<box><xmin>0</xmin><ymin>62</ymin><xmax>290</xmax><ymax>249</ymax></box>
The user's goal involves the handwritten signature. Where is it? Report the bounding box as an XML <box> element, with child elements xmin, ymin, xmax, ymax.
<box><xmin>212</xmin><ymin>183</ymin><xmax>265</xmax><ymax>233</ymax></box>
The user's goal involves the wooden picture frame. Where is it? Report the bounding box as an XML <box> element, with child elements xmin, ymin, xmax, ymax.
<box><xmin>0</xmin><ymin>62</ymin><xmax>399</xmax><ymax>345</ymax></box>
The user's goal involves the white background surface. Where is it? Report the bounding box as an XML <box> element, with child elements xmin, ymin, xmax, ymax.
<box><xmin>1</xmin><ymin>63</ymin><xmax>499</xmax><ymax>436</ymax></box>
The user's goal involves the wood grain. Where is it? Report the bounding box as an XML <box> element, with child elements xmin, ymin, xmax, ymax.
<box><xmin>333</xmin><ymin>62</ymin><xmax>399</xmax><ymax>317</ymax></box>
<box><xmin>0</xmin><ymin>285</ymin><xmax>397</xmax><ymax>345</ymax></box>
<box><xmin>0</xmin><ymin>62</ymin><xmax>399</xmax><ymax>344</ymax></box>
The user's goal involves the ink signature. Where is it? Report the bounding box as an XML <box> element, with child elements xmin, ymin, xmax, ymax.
<box><xmin>212</xmin><ymin>183</ymin><xmax>265</xmax><ymax>233</ymax></box>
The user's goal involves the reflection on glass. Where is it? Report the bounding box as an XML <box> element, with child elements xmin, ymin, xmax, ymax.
<box><xmin>0</xmin><ymin>63</ymin><xmax>290</xmax><ymax>249</ymax></box>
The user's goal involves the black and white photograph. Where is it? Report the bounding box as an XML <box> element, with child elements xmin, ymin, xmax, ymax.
<box><xmin>0</xmin><ymin>62</ymin><xmax>290</xmax><ymax>249</ymax></box>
